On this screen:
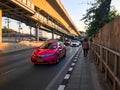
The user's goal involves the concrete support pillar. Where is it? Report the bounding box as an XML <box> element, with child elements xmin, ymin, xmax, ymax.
<box><xmin>0</xmin><ymin>9</ymin><xmax>2</xmax><ymax>43</ymax></box>
<box><xmin>29</xmin><ymin>26</ymin><xmax>32</xmax><ymax>40</ymax></box>
<box><xmin>62</xmin><ymin>34</ymin><xmax>65</xmax><ymax>42</ymax></box>
<box><xmin>52</xmin><ymin>30</ymin><xmax>54</xmax><ymax>39</ymax></box>
<box><xmin>35</xmin><ymin>27</ymin><xmax>39</xmax><ymax>42</ymax></box>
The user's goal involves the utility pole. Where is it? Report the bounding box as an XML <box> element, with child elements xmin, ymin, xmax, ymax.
<box><xmin>5</xmin><ymin>17</ymin><xmax>10</xmax><ymax>29</ymax></box>
<box><xmin>29</xmin><ymin>26</ymin><xmax>32</xmax><ymax>41</ymax></box>
<box><xmin>4</xmin><ymin>17</ymin><xmax>10</xmax><ymax>41</ymax></box>
<box><xmin>17</xmin><ymin>21</ymin><xmax>22</xmax><ymax>42</ymax></box>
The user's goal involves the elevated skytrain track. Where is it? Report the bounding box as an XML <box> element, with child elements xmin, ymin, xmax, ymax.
<box><xmin>0</xmin><ymin>0</ymin><xmax>80</xmax><ymax>42</ymax></box>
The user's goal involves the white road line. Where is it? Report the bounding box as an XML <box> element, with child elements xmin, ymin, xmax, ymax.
<box><xmin>75</xmin><ymin>57</ymin><xmax>78</xmax><ymax>59</ymax></box>
<box><xmin>1</xmin><ymin>68</ymin><xmax>16</xmax><ymax>76</ymax></box>
<box><xmin>64</xmin><ymin>74</ymin><xmax>70</xmax><ymax>79</ymax></box>
<box><xmin>71</xmin><ymin>63</ymin><xmax>75</xmax><ymax>66</ymax></box>
<box><xmin>58</xmin><ymin>85</ymin><xmax>65</xmax><ymax>90</ymax></box>
<box><xmin>74</xmin><ymin>59</ymin><xmax>77</xmax><ymax>62</ymax></box>
<box><xmin>68</xmin><ymin>67</ymin><xmax>73</xmax><ymax>71</ymax></box>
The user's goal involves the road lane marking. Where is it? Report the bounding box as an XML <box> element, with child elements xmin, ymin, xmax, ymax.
<box><xmin>45</xmin><ymin>48</ymin><xmax>80</xmax><ymax>90</ymax></box>
<box><xmin>68</xmin><ymin>67</ymin><xmax>73</xmax><ymax>71</ymax></box>
<box><xmin>58</xmin><ymin>85</ymin><xmax>65</xmax><ymax>90</ymax></box>
<box><xmin>64</xmin><ymin>74</ymin><xmax>70</xmax><ymax>79</ymax></box>
<box><xmin>74</xmin><ymin>59</ymin><xmax>77</xmax><ymax>62</ymax></box>
<box><xmin>0</xmin><ymin>68</ymin><xmax>16</xmax><ymax>76</ymax></box>
<box><xmin>71</xmin><ymin>63</ymin><xmax>75</xmax><ymax>66</ymax></box>
<box><xmin>46</xmin><ymin>47</ymin><xmax>82</xmax><ymax>90</ymax></box>
<box><xmin>57</xmin><ymin>48</ymin><xmax>82</xmax><ymax>90</ymax></box>
<box><xmin>75</xmin><ymin>56</ymin><xmax>78</xmax><ymax>59</ymax></box>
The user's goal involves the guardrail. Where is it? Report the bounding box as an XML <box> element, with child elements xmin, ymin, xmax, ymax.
<box><xmin>11</xmin><ymin>0</ymin><xmax>35</xmax><ymax>15</ymax></box>
<box><xmin>91</xmin><ymin>44</ymin><xmax>120</xmax><ymax>90</ymax></box>
<box><xmin>12</xmin><ymin>0</ymin><xmax>34</xmax><ymax>9</ymax></box>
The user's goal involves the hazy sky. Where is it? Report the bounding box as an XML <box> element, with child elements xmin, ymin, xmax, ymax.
<box><xmin>61</xmin><ymin>0</ymin><xmax>120</xmax><ymax>32</ymax></box>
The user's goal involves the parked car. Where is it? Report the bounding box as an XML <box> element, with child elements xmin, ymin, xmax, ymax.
<box><xmin>31</xmin><ymin>40</ymin><xmax>66</xmax><ymax>64</ymax></box>
<box><xmin>70</xmin><ymin>40</ymin><xmax>81</xmax><ymax>47</ymax></box>
<box><xmin>64</xmin><ymin>40</ymin><xmax>71</xmax><ymax>46</ymax></box>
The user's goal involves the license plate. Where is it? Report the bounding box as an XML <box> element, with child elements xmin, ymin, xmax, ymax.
<box><xmin>37</xmin><ymin>60</ymin><xmax>43</xmax><ymax>62</ymax></box>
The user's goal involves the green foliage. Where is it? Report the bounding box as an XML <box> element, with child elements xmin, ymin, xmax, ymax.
<box><xmin>2</xmin><ymin>26</ymin><xmax>17</xmax><ymax>33</ymax></box>
<box><xmin>82</xmin><ymin>0</ymin><xmax>119</xmax><ymax>37</ymax></box>
<box><xmin>108</xmin><ymin>8</ymin><xmax>119</xmax><ymax>22</ymax></box>
<box><xmin>39</xmin><ymin>36</ymin><xmax>47</xmax><ymax>41</ymax></box>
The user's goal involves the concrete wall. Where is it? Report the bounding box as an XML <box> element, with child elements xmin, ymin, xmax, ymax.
<box><xmin>0</xmin><ymin>41</ymin><xmax>43</xmax><ymax>54</ymax></box>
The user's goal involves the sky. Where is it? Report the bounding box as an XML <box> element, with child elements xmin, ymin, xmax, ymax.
<box><xmin>2</xmin><ymin>0</ymin><xmax>120</xmax><ymax>33</ymax></box>
<box><xmin>61</xmin><ymin>0</ymin><xmax>120</xmax><ymax>32</ymax></box>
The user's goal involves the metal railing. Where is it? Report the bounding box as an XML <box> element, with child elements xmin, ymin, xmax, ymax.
<box><xmin>15</xmin><ymin>0</ymin><xmax>34</xmax><ymax>9</ymax></box>
<box><xmin>11</xmin><ymin>0</ymin><xmax>35</xmax><ymax>14</ymax></box>
<box><xmin>92</xmin><ymin>44</ymin><xmax>120</xmax><ymax>90</ymax></box>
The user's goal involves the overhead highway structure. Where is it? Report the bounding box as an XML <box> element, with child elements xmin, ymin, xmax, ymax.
<box><xmin>0</xmin><ymin>0</ymin><xmax>80</xmax><ymax>42</ymax></box>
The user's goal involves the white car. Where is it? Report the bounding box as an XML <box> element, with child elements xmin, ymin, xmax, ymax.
<box><xmin>70</xmin><ymin>40</ymin><xmax>81</xmax><ymax>47</ymax></box>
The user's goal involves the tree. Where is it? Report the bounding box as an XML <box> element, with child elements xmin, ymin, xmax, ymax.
<box><xmin>2</xmin><ymin>26</ymin><xmax>17</xmax><ymax>33</ymax></box>
<box><xmin>82</xmin><ymin>0</ymin><xmax>119</xmax><ymax>37</ymax></box>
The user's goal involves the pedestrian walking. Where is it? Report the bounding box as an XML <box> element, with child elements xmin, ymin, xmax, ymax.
<box><xmin>82</xmin><ymin>38</ymin><xmax>89</xmax><ymax>57</ymax></box>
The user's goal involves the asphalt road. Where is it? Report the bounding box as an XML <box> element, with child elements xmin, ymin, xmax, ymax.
<box><xmin>0</xmin><ymin>46</ymin><xmax>80</xmax><ymax>90</ymax></box>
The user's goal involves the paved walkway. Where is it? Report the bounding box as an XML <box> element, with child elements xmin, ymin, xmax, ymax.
<box><xmin>64</xmin><ymin>49</ymin><xmax>105</xmax><ymax>90</ymax></box>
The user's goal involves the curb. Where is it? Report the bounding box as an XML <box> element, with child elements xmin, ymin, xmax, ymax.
<box><xmin>58</xmin><ymin>48</ymin><xmax>82</xmax><ymax>90</ymax></box>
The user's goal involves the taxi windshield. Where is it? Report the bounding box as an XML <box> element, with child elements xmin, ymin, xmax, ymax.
<box><xmin>40</xmin><ymin>42</ymin><xmax>57</xmax><ymax>49</ymax></box>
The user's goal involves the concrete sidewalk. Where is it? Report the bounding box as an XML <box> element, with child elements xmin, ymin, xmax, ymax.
<box><xmin>64</xmin><ymin>49</ymin><xmax>109</xmax><ymax>90</ymax></box>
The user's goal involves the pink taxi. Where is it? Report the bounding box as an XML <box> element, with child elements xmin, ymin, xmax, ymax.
<box><xmin>31</xmin><ymin>40</ymin><xmax>66</xmax><ymax>64</ymax></box>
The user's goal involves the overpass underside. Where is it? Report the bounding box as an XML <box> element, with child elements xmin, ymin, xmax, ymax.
<box><xmin>0</xmin><ymin>0</ymin><xmax>80</xmax><ymax>42</ymax></box>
